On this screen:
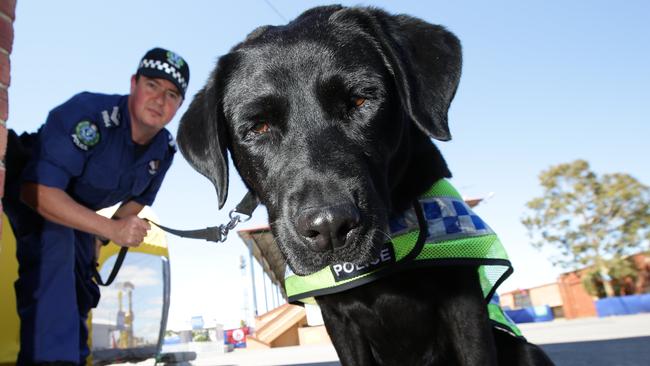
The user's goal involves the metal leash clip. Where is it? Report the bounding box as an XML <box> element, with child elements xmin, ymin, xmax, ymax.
<box><xmin>218</xmin><ymin>209</ymin><xmax>253</xmax><ymax>242</ymax></box>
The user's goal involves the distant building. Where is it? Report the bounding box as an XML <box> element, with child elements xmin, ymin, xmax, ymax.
<box><xmin>500</xmin><ymin>252</ymin><xmax>650</xmax><ymax>319</ymax></box>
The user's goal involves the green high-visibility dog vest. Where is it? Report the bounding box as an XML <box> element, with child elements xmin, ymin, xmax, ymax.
<box><xmin>284</xmin><ymin>179</ymin><xmax>522</xmax><ymax>337</ymax></box>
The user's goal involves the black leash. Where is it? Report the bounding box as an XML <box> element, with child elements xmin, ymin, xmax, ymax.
<box><xmin>148</xmin><ymin>191</ymin><xmax>259</xmax><ymax>242</ymax></box>
<box><xmin>93</xmin><ymin>192</ymin><xmax>259</xmax><ymax>286</ymax></box>
<box><xmin>93</xmin><ymin>247</ymin><xmax>128</xmax><ymax>286</ymax></box>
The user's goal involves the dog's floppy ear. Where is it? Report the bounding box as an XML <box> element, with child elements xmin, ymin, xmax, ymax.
<box><xmin>177</xmin><ymin>61</ymin><xmax>230</xmax><ymax>209</ymax></box>
<box><xmin>336</xmin><ymin>8</ymin><xmax>462</xmax><ymax>141</ymax></box>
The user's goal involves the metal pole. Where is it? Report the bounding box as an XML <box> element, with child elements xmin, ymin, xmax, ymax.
<box><xmin>262</xmin><ymin>271</ymin><xmax>269</xmax><ymax>313</ymax></box>
<box><xmin>275</xmin><ymin>284</ymin><xmax>279</xmax><ymax>306</ymax></box>
<box><xmin>277</xmin><ymin>284</ymin><xmax>283</xmax><ymax>305</ymax></box>
<box><xmin>271</xmin><ymin>280</ymin><xmax>277</xmax><ymax>308</ymax></box>
<box><xmin>247</xmin><ymin>239</ymin><xmax>259</xmax><ymax>317</ymax></box>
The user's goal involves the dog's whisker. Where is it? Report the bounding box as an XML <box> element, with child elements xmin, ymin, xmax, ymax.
<box><xmin>376</xmin><ymin>229</ymin><xmax>393</xmax><ymax>243</ymax></box>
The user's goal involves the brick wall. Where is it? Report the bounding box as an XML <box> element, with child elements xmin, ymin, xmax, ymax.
<box><xmin>557</xmin><ymin>272</ymin><xmax>597</xmax><ymax>319</ymax></box>
<box><xmin>0</xmin><ymin>0</ymin><xmax>16</xmax><ymax>238</ymax></box>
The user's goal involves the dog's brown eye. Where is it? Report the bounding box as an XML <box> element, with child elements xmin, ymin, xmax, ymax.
<box><xmin>252</xmin><ymin>122</ymin><xmax>270</xmax><ymax>134</ymax></box>
<box><xmin>353</xmin><ymin>97</ymin><xmax>366</xmax><ymax>107</ymax></box>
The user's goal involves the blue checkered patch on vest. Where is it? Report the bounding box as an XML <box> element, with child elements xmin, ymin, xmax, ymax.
<box><xmin>389</xmin><ymin>197</ymin><xmax>493</xmax><ymax>241</ymax></box>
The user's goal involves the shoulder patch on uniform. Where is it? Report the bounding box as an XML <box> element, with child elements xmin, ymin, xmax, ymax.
<box><xmin>71</xmin><ymin>120</ymin><xmax>100</xmax><ymax>151</ymax></box>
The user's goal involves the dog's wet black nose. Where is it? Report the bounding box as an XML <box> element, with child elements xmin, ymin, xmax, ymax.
<box><xmin>296</xmin><ymin>204</ymin><xmax>360</xmax><ymax>252</ymax></box>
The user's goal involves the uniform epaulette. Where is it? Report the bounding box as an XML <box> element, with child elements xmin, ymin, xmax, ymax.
<box><xmin>167</xmin><ymin>132</ymin><xmax>177</xmax><ymax>153</ymax></box>
<box><xmin>99</xmin><ymin>105</ymin><xmax>122</xmax><ymax>129</ymax></box>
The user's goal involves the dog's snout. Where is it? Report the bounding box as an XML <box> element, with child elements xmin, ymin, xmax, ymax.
<box><xmin>296</xmin><ymin>204</ymin><xmax>360</xmax><ymax>252</ymax></box>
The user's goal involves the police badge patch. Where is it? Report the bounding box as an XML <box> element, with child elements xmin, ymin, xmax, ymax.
<box><xmin>71</xmin><ymin>120</ymin><xmax>100</xmax><ymax>151</ymax></box>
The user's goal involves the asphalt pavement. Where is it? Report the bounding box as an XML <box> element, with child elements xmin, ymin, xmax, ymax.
<box><xmin>542</xmin><ymin>336</ymin><xmax>650</xmax><ymax>366</ymax></box>
<box><xmin>125</xmin><ymin>313</ymin><xmax>650</xmax><ymax>365</ymax></box>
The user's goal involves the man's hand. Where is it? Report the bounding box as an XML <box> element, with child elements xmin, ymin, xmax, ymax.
<box><xmin>109</xmin><ymin>215</ymin><xmax>151</xmax><ymax>247</ymax></box>
<box><xmin>21</xmin><ymin>183</ymin><xmax>151</xmax><ymax>248</ymax></box>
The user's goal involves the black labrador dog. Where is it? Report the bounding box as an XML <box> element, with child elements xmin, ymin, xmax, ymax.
<box><xmin>178</xmin><ymin>5</ymin><xmax>553</xmax><ymax>366</ymax></box>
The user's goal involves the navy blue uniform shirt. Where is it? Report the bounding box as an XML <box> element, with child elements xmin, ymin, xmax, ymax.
<box><xmin>22</xmin><ymin>92</ymin><xmax>176</xmax><ymax>211</ymax></box>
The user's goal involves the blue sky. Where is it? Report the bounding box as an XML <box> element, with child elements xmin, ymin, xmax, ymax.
<box><xmin>8</xmin><ymin>1</ymin><xmax>649</xmax><ymax>329</ymax></box>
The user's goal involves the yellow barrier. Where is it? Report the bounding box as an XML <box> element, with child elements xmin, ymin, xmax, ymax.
<box><xmin>0</xmin><ymin>215</ymin><xmax>20</xmax><ymax>365</ymax></box>
<box><xmin>0</xmin><ymin>207</ymin><xmax>169</xmax><ymax>365</ymax></box>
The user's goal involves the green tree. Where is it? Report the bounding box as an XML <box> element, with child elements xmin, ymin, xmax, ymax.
<box><xmin>192</xmin><ymin>330</ymin><xmax>210</xmax><ymax>342</ymax></box>
<box><xmin>164</xmin><ymin>330</ymin><xmax>177</xmax><ymax>337</ymax></box>
<box><xmin>522</xmin><ymin>160</ymin><xmax>650</xmax><ymax>297</ymax></box>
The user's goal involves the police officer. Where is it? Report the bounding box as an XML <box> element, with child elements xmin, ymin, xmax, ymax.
<box><xmin>3</xmin><ymin>47</ymin><xmax>189</xmax><ymax>365</ymax></box>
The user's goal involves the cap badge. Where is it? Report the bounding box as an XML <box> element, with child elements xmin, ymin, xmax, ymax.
<box><xmin>166</xmin><ymin>51</ymin><xmax>185</xmax><ymax>69</ymax></box>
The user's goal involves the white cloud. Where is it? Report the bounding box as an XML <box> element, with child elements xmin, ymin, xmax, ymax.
<box><xmin>113</xmin><ymin>265</ymin><xmax>161</xmax><ymax>287</ymax></box>
<box><xmin>148</xmin><ymin>297</ymin><xmax>164</xmax><ymax>306</ymax></box>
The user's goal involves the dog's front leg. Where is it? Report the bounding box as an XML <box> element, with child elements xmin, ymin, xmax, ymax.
<box><xmin>437</xmin><ymin>266</ymin><xmax>499</xmax><ymax>366</ymax></box>
<box><xmin>317</xmin><ymin>299</ymin><xmax>377</xmax><ymax>366</ymax></box>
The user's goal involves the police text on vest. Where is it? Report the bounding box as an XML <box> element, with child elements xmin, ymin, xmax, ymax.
<box><xmin>330</xmin><ymin>245</ymin><xmax>396</xmax><ymax>282</ymax></box>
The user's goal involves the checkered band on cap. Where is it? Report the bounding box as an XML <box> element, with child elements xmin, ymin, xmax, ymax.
<box><xmin>139</xmin><ymin>58</ymin><xmax>188</xmax><ymax>90</ymax></box>
<box><xmin>137</xmin><ymin>47</ymin><xmax>190</xmax><ymax>97</ymax></box>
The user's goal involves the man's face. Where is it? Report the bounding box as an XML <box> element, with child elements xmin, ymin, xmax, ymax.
<box><xmin>129</xmin><ymin>75</ymin><xmax>182</xmax><ymax>131</ymax></box>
